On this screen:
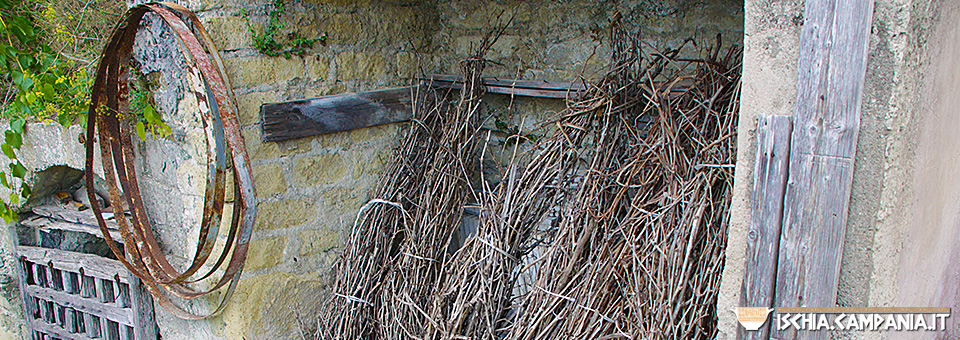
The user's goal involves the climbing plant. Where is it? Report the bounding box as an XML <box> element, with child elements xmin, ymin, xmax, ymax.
<box><xmin>0</xmin><ymin>0</ymin><xmax>163</xmax><ymax>222</ymax></box>
<box><xmin>241</xmin><ymin>0</ymin><xmax>326</xmax><ymax>58</ymax></box>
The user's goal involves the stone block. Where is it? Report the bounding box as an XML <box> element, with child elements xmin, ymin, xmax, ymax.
<box><xmin>255</xmin><ymin>198</ymin><xmax>315</xmax><ymax>230</ymax></box>
<box><xmin>244</xmin><ymin>236</ymin><xmax>287</xmax><ymax>271</ymax></box>
<box><xmin>334</xmin><ymin>51</ymin><xmax>388</xmax><ymax>81</ymax></box>
<box><xmin>320</xmin><ymin>186</ymin><xmax>366</xmax><ymax>213</ymax></box>
<box><xmin>305</xmin><ymin>54</ymin><xmax>331</xmax><ymax>81</ymax></box>
<box><xmin>223</xmin><ymin>56</ymin><xmax>305</xmax><ymax>88</ymax></box>
<box><xmin>216</xmin><ymin>271</ymin><xmax>326</xmax><ymax>340</ymax></box>
<box><xmin>396</xmin><ymin>51</ymin><xmax>421</xmax><ymax>79</ymax></box>
<box><xmin>292</xmin><ymin>153</ymin><xmax>348</xmax><ymax>187</ymax></box>
<box><xmin>236</xmin><ymin>91</ymin><xmax>280</xmax><ymax>127</ymax></box>
<box><xmin>455</xmin><ymin>35</ymin><xmax>520</xmax><ymax>60</ymax></box>
<box><xmin>318</xmin><ymin>13</ymin><xmax>364</xmax><ymax>44</ymax></box>
<box><xmin>241</xmin><ymin>128</ymin><xmax>279</xmax><ymax>162</ymax></box>
<box><xmin>298</xmin><ymin>228</ymin><xmax>339</xmax><ymax>256</ymax></box>
<box><xmin>252</xmin><ymin>163</ymin><xmax>286</xmax><ymax>197</ymax></box>
<box><xmin>202</xmin><ymin>16</ymin><xmax>250</xmax><ymax>51</ymax></box>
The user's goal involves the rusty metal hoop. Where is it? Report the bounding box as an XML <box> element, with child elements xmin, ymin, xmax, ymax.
<box><xmin>84</xmin><ymin>1</ymin><xmax>256</xmax><ymax>320</ymax></box>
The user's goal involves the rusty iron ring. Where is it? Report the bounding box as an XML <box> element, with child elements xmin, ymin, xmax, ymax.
<box><xmin>84</xmin><ymin>1</ymin><xmax>256</xmax><ymax>319</ymax></box>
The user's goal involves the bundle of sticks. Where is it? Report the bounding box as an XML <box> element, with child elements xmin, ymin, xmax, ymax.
<box><xmin>318</xmin><ymin>19</ymin><xmax>741</xmax><ymax>340</ymax></box>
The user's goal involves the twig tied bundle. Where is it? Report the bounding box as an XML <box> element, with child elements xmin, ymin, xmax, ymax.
<box><xmin>319</xmin><ymin>17</ymin><xmax>741</xmax><ymax>340</ymax></box>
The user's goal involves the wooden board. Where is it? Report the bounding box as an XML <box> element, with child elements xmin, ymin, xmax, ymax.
<box><xmin>738</xmin><ymin>114</ymin><xmax>792</xmax><ymax>340</ymax></box>
<box><xmin>21</xmin><ymin>215</ymin><xmax>123</xmax><ymax>243</ymax></box>
<box><xmin>260</xmin><ymin>86</ymin><xmax>416</xmax><ymax>142</ymax></box>
<box><xmin>32</xmin><ymin>205</ymin><xmax>119</xmax><ymax>230</ymax></box>
<box><xmin>421</xmin><ymin>74</ymin><xmax>588</xmax><ymax>99</ymax></box>
<box><xmin>771</xmin><ymin>1</ymin><xmax>874</xmax><ymax>340</ymax></box>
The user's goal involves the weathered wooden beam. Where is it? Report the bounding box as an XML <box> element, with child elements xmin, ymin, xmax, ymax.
<box><xmin>421</xmin><ymin>74</ymin><xmax>588</xmax><ymax>99</ymax></box>
<box><xmin>260</xmin><ymin>86</ymin><xmax>417</xmax><ymax>142</ymax></box>
<box><xmin>260</xmin><ymin>75</ymin><xmax>691</xmax><ymax>143</ymax></box>
<box><xmin>772</xmin><ymin>1</ymin><xmax>874</xmax><ymax>340</ymax></box>
<box><xmin>738</xmin><ymin>114</ymin><xmax>792</xmax><ymax>340</ymax></box>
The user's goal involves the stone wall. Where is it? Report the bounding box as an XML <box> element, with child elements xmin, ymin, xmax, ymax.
<box><xmin>0</xmin><ymin>1</ymin><xmax>743</xmax><ymax>339</ymax></box>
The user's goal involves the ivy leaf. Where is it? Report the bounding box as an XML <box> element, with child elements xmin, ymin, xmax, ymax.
<box><xmin>143</xmin><ymin>104</ymin><xmax>160</xmax><ymax>124</ymax></box>
<box><xmin>5</xmin><ymin>130</ymin><xmax>22</xmax><ymax>149</ymax></box>
<box><xmin>1</xmin><ymin>143</ymin><xmax>15</xmax><ymax>159</ymax></box>
<box><xmin>41</xmin><ymin>83</ymin><xmax>55</xmax><ymax>102</ymax></box>
<box><xmin>136</xmin><ymin>121</ymin><xmax>147</xmax><ymax>141</ymax></box>
<box><xmin>9</xmin><ymin>193</ymin><xmax>18</xmax><ymax>206</ymax></box>
<box><xmin>11</xmin><ymin>117</ymin><xmax>25</xmax><ymax>133</ymax></box>
<box><xmin>0</xmin><ymin>204</ymin><xmax>12</xmax><ymax>224</ymax></box>
<box><xmin>10</xmin><ymin>162</ymin><xmax>27</xmax><ymax>179</ymax></box>
<box><xmin>25</xmin><ymin>92</ymin><xmax>37</xmax><ymax>105</ymax></box>
<box><xmin>0</xmin><ymin>172</ymin><xmax>9</xmax><ymax>189</ymax></box>
<box><xmin>20</xmin><ymin>184</ymin><xmax>30</xmax><ymax>200</ymax></box>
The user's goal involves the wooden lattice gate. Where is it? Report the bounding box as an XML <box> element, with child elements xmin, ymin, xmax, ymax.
<box><xmin>15</xmin><ymin>245</ymin><xmax>156</xmax><ymax>340</ymax></box>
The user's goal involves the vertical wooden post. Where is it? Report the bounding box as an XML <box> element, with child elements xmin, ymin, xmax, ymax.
<box><xmin>128</xmin><ymin>275</ymin><xmax>157</xmax><ymax>340</ymax></box>
<box><xmin>738</xmin><ymin>114</ymin><xmax>793</xmax><ymax>340</ymax></box>
<box><xmin>771</xmin><ymin>0</ymin><xmax>875</xmax><ymax>340</ymax></box>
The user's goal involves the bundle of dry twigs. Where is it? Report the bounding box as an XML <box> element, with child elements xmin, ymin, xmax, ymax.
<box><xmin>318</xmin><ymin>18</ymin><xmax>741</xmax><ymax>340</ymax></box>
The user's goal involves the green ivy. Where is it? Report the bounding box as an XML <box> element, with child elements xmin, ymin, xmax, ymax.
<box><xmin>0</xmin><ymin>1</ymin><xmax>162</xmax><ymax>222</ymax></box>
<box><xmin>128</xmin><ymin>71</ymin><xmax>170</xmax><ymax>141</ymax></box>
<box><xmin>241</xmin><ymin>0</ymin><xmax>326</xmax><ymax>58</ymax></box>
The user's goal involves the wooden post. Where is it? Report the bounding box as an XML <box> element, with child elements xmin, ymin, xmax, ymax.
<box><xmin>738</xmin><ymin>114</ymin><xmax>792</xmax><ymax>340</ymax></box>
<box><xmin>771</xmin><ymin>1</ymin><xmax>874</xmax><ymax>340</ymax></box>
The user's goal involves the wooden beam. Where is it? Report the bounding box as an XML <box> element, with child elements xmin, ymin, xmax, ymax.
<box><xmin>260</xmin><ymin>86</ymin><xmax>416</xmax><ymax>142</ymax></box>
<box><xmin>17</xmin><ymin>246</ymin><xmax>130</xmax><ymax>283</ymax></box>
<box><xmin>259</xmin><ymin>76</ymin><xmax>691</xmax><ymax>143</ymax></box>
<box><xmin>772</xmin><ymin>1</ymin><xmax>874</xmax><ymax>340</ymax></box>
<box><xmin>25</xmin><ymin>285</ymin><xmax>134</xmax><ymax>325</ymax></box>
<box><xmin>738</xmin><ymin>114</ymin><xmax>792</xmax><ymax>340</ymax></box>
<box><xmin>421</xmin><ymin>74</ymin><xmax>588</xmax><ymax>99</ymax></box>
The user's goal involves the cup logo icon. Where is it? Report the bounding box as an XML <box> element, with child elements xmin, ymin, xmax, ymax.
<box><xmin>735</xmin><ymin>307</ymin><xmax>774</xmax><ymax>330</ymax></box>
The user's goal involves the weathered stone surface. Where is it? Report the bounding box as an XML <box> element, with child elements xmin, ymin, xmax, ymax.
<box><xmin>242</xmin><ymin>128</ymin><xmax>279</xmax><ymax>161</ymax></box>
<box><xmin>292</xmin><ymin>153</ymin><xmax>348</xmax><ymax>187</ymax></box>
<box><xmin>236</xmin><ymin>91</ymin><xmax>280</xmax><ymax>127</ymax></box>
<box><xmin>305</xmin><ymin>54</ymin><xmax>331</xmax><ymax>81</ymax></box>
<box><xmin>252</xmin><ymin>163</ymin><xmax>287</xmax><ymax>197</ymax></box>
<box><xmin>298</xmin><ymin>228</ymin><xmax>339</xmax><ymax>256</ymax></box>
<box><xmin>255</xmin><ymin>198</ymin><xmax>315</xmax><ymax>230</ymax></box>
<box><xmin>334</xmin><ymin>51</ymin><xmax>388</xmax><ymax>81</ymax></box>
<box><xmin>223</xmin><ymin>56</ymin><xmax>306</xmax><ymax>88</ymax></box>
<box><xmin>216</xmin><ymin>272</ymin><xmax>326</xmax><ymax>339</ymax></box>
<box><xmin>202</xmin><ymin>16</ymin><xmax>251</xmax><ymax>51</ymax></box>
<box><xmin>320</xmin><ymin>186</ymin><xmax>366</xmax><ymax>214</ymax></box>
<box><xmin>245</xmin><ymin>236</ymin><xmax>288</xmax><ymax>271</ymax></box>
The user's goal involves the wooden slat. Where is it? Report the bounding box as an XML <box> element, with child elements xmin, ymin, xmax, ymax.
<box><xmin>423</xmin><ymin>74</ymin><xmax>589</xmax><ymax>91</ymax></box>
<box><xmin>260</xmin><ymin>86</ymin><xmax>416</xmax><ymax>142</ymax></box>
<box><xmin>422</xmin><ymin>74</ymin><xmax>586</xmax><ymax>99</ymax></box>
<box><xmin>738</xmin><ymin>115</ymin><xmax>792</xmax><ymax>340</ymax></box>
<box><xmin>31</xmin><ymin>205</ymin><xmax>119</xmax><ymax>230</ymax></box>
<box><xmin>83</xmin><ymin>313</ymin><xmax>98</xmax><ymax>338</ymax></box>
<box><xmin>24</xmin><ymin>317</ymin><xmax>89</xmax><ymax>340</ymax></box>
<box><xmin>17</xmin><ymin>246</ymin><xmax>129</xmax><ymax>283</ymax></box>
<box><xmin>22</xmin><ymin>216</ymin><xmax>123</xmax><ymax>243</ymax></box>
<box><xmin>128</xmin><ymin>275</ymin><xmax>156</xmax><ymax>340</ymax></box>
<box><xmin>25</xmin><ymin>285</ymin><xmax>134</xmax><ymax>325</ymax></box>
<box><xmin>772</xmin><ymin>1</ymin><xmax>874</xmax><ymax>340</ymax></box>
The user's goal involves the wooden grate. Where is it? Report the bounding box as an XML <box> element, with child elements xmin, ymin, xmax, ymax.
<box><xmin>16</xmin><ymin>245</ymin><xmax>156</xmax><ymax>340</ymax></box>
